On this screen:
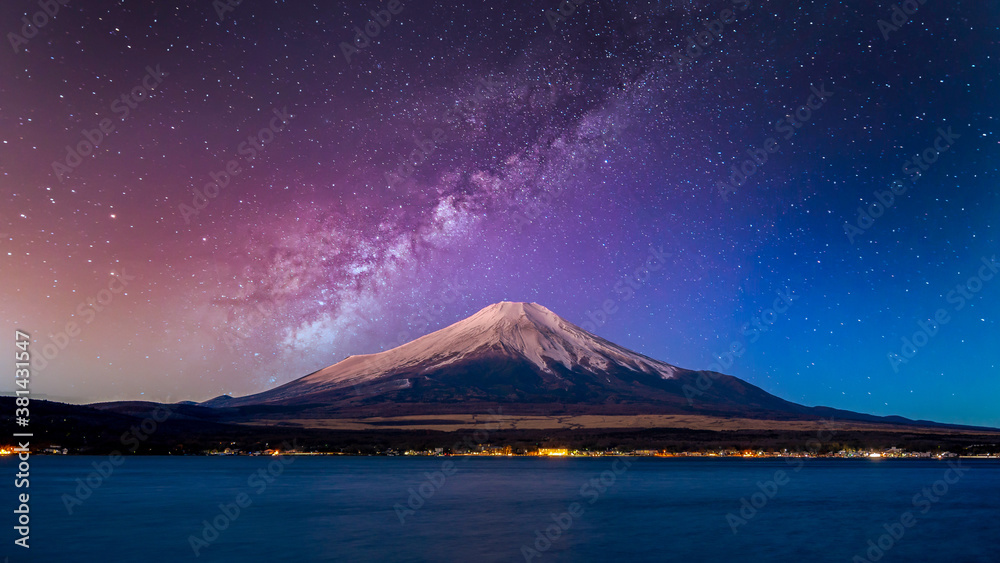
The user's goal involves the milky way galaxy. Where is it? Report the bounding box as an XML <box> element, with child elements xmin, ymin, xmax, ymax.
<box><xmin>2</xmin><ymin>0</ymin><xmax>998</xmax><ymax>426</ymax></box>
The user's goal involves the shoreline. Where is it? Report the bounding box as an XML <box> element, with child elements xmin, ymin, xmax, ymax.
<box><xmin>13</xmin><ymin>452</ymin><xmax>1000</xmax><ymax>459</ymax></box>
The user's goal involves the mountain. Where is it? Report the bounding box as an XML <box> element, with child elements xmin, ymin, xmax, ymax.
<box><xmin>23</xmin><ymin>303</ymin><xmax>996</xmax><ymax>452</ymax></box>
<box><xmin>205</xmin><ymin>302</ymin><xmax>830</xmax><ymax>419</ymax></box>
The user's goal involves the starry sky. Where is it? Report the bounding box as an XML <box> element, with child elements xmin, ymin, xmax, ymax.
<box><xmin>2</xmin><ymin>0</ymin><xmax>998</xmax><ymax>427</ymax></box>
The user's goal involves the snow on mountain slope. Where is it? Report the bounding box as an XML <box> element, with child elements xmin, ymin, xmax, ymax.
<box><xmin>240</xmin><ymin>302</ymin><xmax>680</xmax><ymax>404</ymax></box>
<box><xmin>311</xmin><ymin>302</ymin><xmax>675</xmax><ymax>384</ymax></box>
<box><xmin>196</xmin><ymin>304</ymin><xmax>945</xmax><ymax>424</ymax></box>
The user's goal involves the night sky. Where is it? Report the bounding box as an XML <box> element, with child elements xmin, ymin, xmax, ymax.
<box><xmin>2</xmin><ymin>0</ymin><xmax>997</xmax><ymax>427</ymax></box>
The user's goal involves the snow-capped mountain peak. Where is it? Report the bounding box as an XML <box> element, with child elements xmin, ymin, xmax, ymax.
<box><xmin>207</xmin><ymin>301</ymin><xmax>814</xmax><ymax>417</ymax></box>
<box><xmin>258</xmin><ymin>302</ymin><xmax>679</xmax><ymax>401</ymax></box>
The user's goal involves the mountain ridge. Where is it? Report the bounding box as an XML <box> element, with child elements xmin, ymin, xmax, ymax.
<box><xmin>198</xmin><ymin>302</ymin><xmax>828</xmax><ymax>422</ymax></box>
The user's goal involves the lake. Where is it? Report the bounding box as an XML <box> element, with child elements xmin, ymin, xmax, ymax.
<box><xmin>9</xmin><ymin>456</ymin><xmax>999</xmax><ymax>562</ymax></box>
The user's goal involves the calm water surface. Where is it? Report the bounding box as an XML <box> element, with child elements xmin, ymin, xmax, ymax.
<box><xmin>8</xmin><ymin>456</ymin><xmax>999</xmax><ymax>562</ymax></box>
